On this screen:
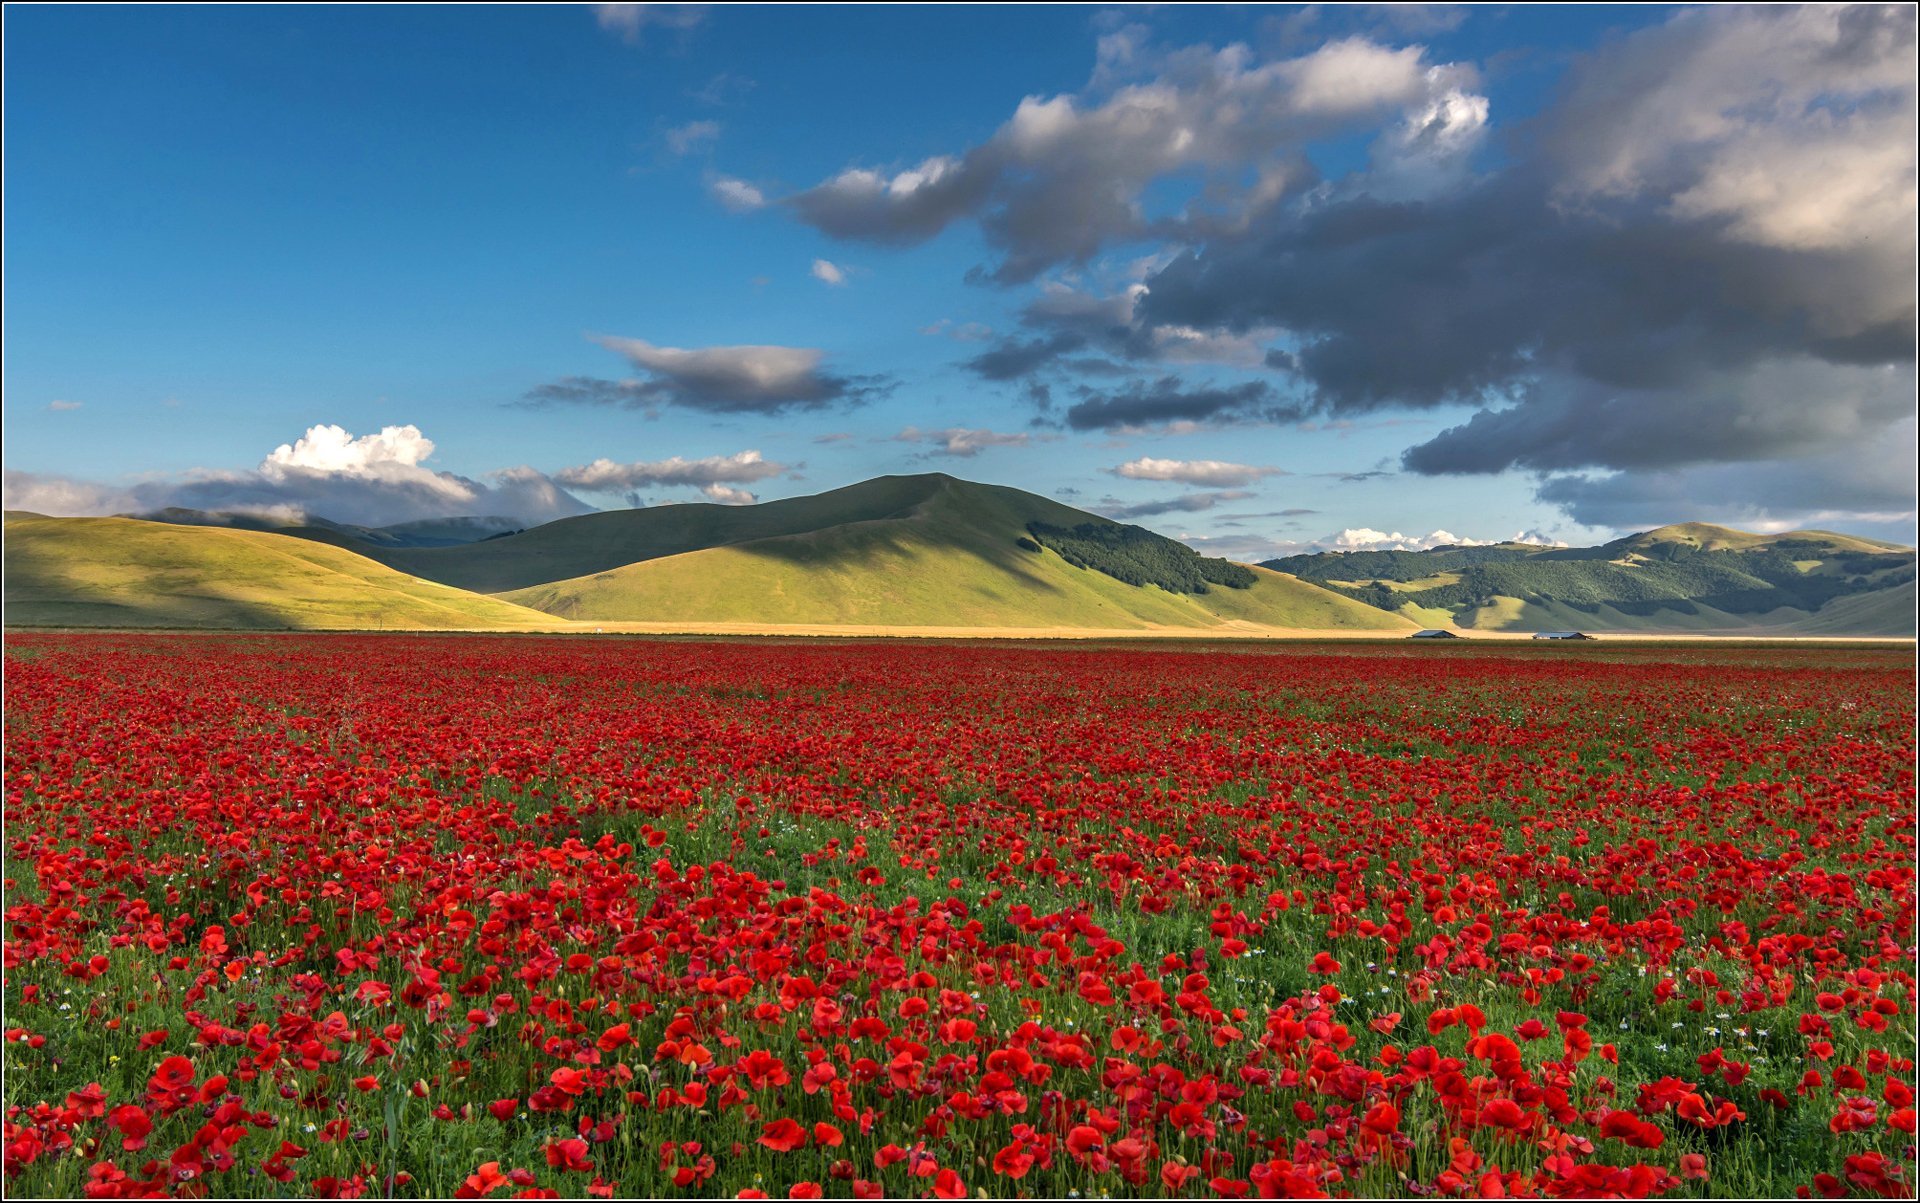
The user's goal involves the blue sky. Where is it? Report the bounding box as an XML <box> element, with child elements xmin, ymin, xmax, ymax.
<box><xmin>4</xmin><ymin>4</ymin><xmax>1914</xmax><ymax>553</ymax></box>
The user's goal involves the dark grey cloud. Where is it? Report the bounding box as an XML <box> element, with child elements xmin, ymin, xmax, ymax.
<box><xmin>1096</xmin><ymin>489</ymin><xmax>1253</xmax><ymax>520</ymax></box>
<box><xmin>965</xmin><ymin>331</ymin><xmax>1087</xmax><ymax>381</ymax></box>
<box><xmin>1534</xmin><ymin>424</ymin><xmax>1917</xmax><ymax>536</ymax></box>
<box><xmin>1057</xmin><ymin>377</ymin><xmax>1296</xmax><ymax>432</ymax></box>
<box><xmin>525</xmin><ymin>338</ymin><xmax>892</xmax><ymax>416</ymax></box>
<box><xmin>1133</xmin><ymin>5</ymin><xmax>1916</xmax><ymax>484</ymax></box>
<box><xmin>1402</xmin><ymin>362</ymin><xmax>1915</xmax><ymax>475</ymax></box>
<box><xmin>775</xmin><ymin>6</ymin><xmax>1914</xmax><ymax>533</ymax></box>
<box><xmin>963</xmin><ymin>280</ymin><xmax>1279</xmax><ymax>385</ymax></box>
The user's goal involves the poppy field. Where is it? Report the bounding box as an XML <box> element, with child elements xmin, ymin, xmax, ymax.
<box><xmin>2</xmin><ymin>633</ymin><xmax>1914</xmax><ymax>1200</ymax></box>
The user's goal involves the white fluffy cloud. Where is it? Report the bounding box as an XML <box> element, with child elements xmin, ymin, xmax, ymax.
<box><xmin>593</xmin><ymin>4</ymin><xmax>705</xmax><ymax>45</ymax></box>
<box><xmin>1550</xmin><ymin>5</ymin><xmax>1914</xmax><ymax>257</ymax></box>
<box><xmin>810</xmin><ymin>258</ymin><xmax>848</xmax><ymax>286</ymax></box>
<box><xmin>781</xmin><ymin>32</ymin><xmax>1482</xmax><ymax>280</ymax></box>
<box><xmin>709</xmin><ymin>176</ymin><xmax>766</xmax><ymax>211</ymax></box>
<box><xmin>698</xmin><ymin>484</ymin><xmax>757</xmax><ymax>505</ymax></box>
<box><xmin>1321</xmin><ymin>527</ymin><xmax>1563</xmax><ymax>552</ymax></box>
<box><xmin>262</xmin><ymin>423</ymin><xmax>435</xmax><ymax>476</ymax></box>
<box><xmin>1112</xmin><ymin>456</ymin><xmax>1281</xmax><ymax>487</ymax></box>
<box><xmin>3</xmin><ymin>424</ymin><xmax>594</xmax><ymax>528</ymax></box>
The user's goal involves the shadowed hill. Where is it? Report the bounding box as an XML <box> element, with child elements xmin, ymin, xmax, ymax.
<box><xmin>3</xmin><ymin>514</ymin><xmax>560</xmax><ymax>630</ymax></box>
<box><xmin>499</xmin><ymin>476</ymin><xmax>1413</xmax><ymax>631</ymax></box>
<box><xmin>314</xmin><ymin>474</ymin><xmax>968</xmax><ymax>593</ymax></box>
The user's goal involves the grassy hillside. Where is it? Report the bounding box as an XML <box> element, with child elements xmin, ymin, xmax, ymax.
<box><xmin>311</xmin><ymin>475</ymin><xmax>965</xmax><ymax>593</ymax></box>
<box><xmin>502</xmin><ymin>476</ymin><xmax>1413</xmax><ymax>631</ymax></box>
<box><xmin>1267</xmin><ymin>522</ymin><xmax>1916</xmax><ymax>636</ymax></box>
<box><xmin>3</xmin><ymin>514</ymin><xmax>560</xmax><ymax>630</ymax></box>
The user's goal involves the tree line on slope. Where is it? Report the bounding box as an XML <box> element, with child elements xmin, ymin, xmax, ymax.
<box><xmin>1022</xmin><ymin>522</ymin><xmax>1257</xmax><ymax>595</ymax></box>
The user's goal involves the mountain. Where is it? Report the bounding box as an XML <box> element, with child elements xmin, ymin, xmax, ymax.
<box><xmin>132</xmin><ymin>507</ymin><xmax>525</xmax><ymax>548</ymax></box>
<box><xmin>2</xmin><ymin>513</ymin><xmax>559</xmax><ymax>630</ymax></box>
<box><xmin>1263</xmin><ymin>523</ymin><xmax>1916</xmax><ymax>636</ymax></box>
<box><xmin>493</xmin><ymin>474</ymin><xmax>1412</xmax><ymax>631</ymax></box>
<box><xmin>11</xmin><ymin>488</ymin><xmax>1911</xmax><ymax>636</ymax></box>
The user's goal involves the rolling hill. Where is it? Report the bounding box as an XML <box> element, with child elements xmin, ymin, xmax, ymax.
<box><xmin>496</xmin><ymin>475</ymin><xmax>1412</xmax><ymax>631</ymax></box>
<box><xmin>1264</xmin><ymin>523</ymin><xmax>1916</xmax><ymax>636</ymax></box>
<box><xmin>2</xmin><ymin>512</ymin><xmax>560</xmax><ymax>630</ymax></box>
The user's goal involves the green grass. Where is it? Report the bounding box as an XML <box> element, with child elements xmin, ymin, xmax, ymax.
<box><xmin>323</xmin><ymin>474</ymin><xmax>976</xmax><ymax>593</ymax></box>
<box><xmin>498</xmin><ymin>476</ymin><xmax>1416</xmax><ymax>630</ymax></box>
<box><xmin>2</xmin><ymin>514</ymin><xmax>562</xmax><ymax>631</ymax></box>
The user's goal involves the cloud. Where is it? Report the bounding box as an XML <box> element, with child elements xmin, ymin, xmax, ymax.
<box><xmin>2</xmin><ymin>424</ymin><xmax>595</xmax><ymax>528</ymax></box>
<box><xmin>593</xmin><ymin>4</ymin><xmax>706</xmax><ymax>45</ymax></box>
<box><xmin>1097</xmin><ymin>489</ymin><xmax>1252</xmax><ymax>519</ymax></box>
<box><xmin>1130</xmin><ymin>6</ymin><xmax>1915</xmax><ymax>482</ymax></box>
<box><xmin>965</xmin><ymin>331</ymin><xmax>1088</xmax><ymax>381</ymax></box>
<box><xmin>664</xmin><ymin>120</ymin><xmax>721</xmax><ymax>155</ymax></box>
<box><xmin>690</xmin><ymin>72</ymin><xmax>754</xmax><ymax>107</ymax></box>
<box><xmin>962</xmin><ymin>280</ymin><xmax>1280</xmax><ymax>382</ymax></box>
<box><xmin>784</xmin><ymin>7</ymin><xmax>1907</xmax><ymax>528</ymax></box>
<box><xmin>552</xmin><ymin>449</ymin><xmax>787</xmax><ymax>495</ymax></box>
<box><xmin>1534</xmin><ymin>420</ymin><xmax>1917</xmax><ymax>535</ymax></box>
<box><xmin>775</xmin><ymin>33</ymin><xmax>1480</xmax><ymax>282</ymax></box>
<box><xmin>698</xmin><ymin>484</ymin><xmax>757</xmax><ymax>505</ymax></box>
<box><xmin>525</xmin><ymin>338</ymin><xmax>892</xmax><ymax>415</ymax></box>
<box><xmin>46</xmin><ymin>400</ymin><xmax>82</xmax><ymax>412</ymax></box>
<box><xmin>1402</xmin><ymin>360</ymin><xmax>1916</xmax><ymax>475</ymax></box>
<box><xmin>1056</xmin><ymin>376</ymin><xmax>1295</xmax><ymax>432</ymax></box>
<box><xmin>1323</xmin><ymin>527</ymin><xmax>1491</xmax><ymax>552</ymax></box>
<box><xmin>893</xmin><ymin>426</ymin><xmax>1030</xmax><ymax>457</ymax></box>
<box><xmin>920</xmin><ymin>319</ymin><xmax>994</xmax><ymax>341</ymax></box>
<box><xmin>1112</xmin><ymin>456</ymin><xmax>1282</xmax><ymax>487</ymax></box>
<box><xmin>810</xmin><ymin>258</ymin><xmax>848</xmax><ymax>286</ymax></box>
<box><xmin>709</xmin><ymin>176</ymin><xmax>766</xmax><ymax>211</ymax></box>
<box><xmin>262</xmin><ymin>423</ymin><xmax>435</xmax><ymax>476</ymax></box>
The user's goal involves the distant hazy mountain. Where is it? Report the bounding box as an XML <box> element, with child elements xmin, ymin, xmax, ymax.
<box><xmin>1263</xmin><ymin>523</ymin><xmax>1916</xmax><ymax>636</ymax></box>
<box><xmin>130</xmin><ymin>507</ymin><xmax>524</xmax><ymax>548</ymax></box>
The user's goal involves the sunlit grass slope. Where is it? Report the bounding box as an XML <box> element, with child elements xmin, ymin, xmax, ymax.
<box><xmin>3</xmin><ymin>514</ymin><xmax>560</xmax><ymax>630</ymax></box>
<box><xmin>500</xmin><ymin>476</ymin><xmax>1414</xmax><ymax>631</ymax></box>
<box><xmin>352</xmin><ymin>474</ymin><xmax>970</xmax><ymax>593</ymax></box>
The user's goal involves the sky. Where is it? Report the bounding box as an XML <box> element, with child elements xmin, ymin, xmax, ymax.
<box><xmin>4</xmin><ymin>3</ymin><xmax>1915</xmax><ymax>557</ymax></box>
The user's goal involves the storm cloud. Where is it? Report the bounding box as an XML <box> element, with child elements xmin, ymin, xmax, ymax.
<box><xmin>1057</xmin><ymin>377</ymin><xmax>1296</xmax><ymax>433</ymax></box>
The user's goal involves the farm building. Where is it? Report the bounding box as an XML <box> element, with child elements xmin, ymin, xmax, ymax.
<box><xmin>1409</xmin><ymin>629</ymin><xmax>1460</xmax><ymax>639</ymax></box>
<box><xmin>1532</xmin><ymin>631</ymin><xmax>1594</xmax><ymax>640</ymax></box>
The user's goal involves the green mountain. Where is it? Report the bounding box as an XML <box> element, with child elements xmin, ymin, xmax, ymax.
<box><xmin>5</xmin><ymin>477</ymin><xmax>1412</xmax><ymax>634</ymax></box>
<box><xmin>494</xmin><ymin>475</ymin><xmax>1412</xmax><ymax>631</ymax></box>
<box><xmin>1263</xmin><ymin>523</ymin><xmax>1916</xmax><ymax>636</ymax></box>
<box><xmin>2</xmin><ymin>512</ymin><xmax>560</xmax><ymax>630</ymax></box>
